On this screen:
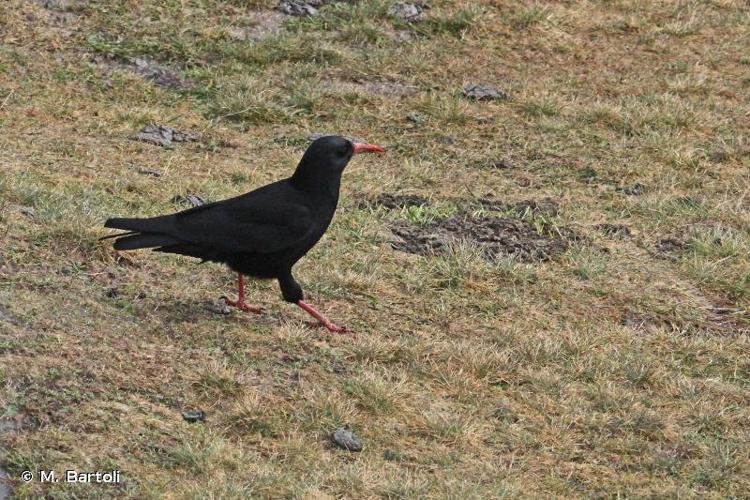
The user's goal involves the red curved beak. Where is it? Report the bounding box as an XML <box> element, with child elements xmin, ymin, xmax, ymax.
<box><xmin>353</xmin><ymin>143</ymin><xmax>385</xmax><ymax>154</ymax></box>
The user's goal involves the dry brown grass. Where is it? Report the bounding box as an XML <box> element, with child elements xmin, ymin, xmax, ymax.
<box><xmin>1</xmin><ymin>0</ymin><xmax>749</xmax><ymax>497</ymax></box>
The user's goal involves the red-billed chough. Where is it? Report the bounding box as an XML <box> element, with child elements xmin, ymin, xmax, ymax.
<box><xmin>103</xmin><ymin>136</ymin><xmax>385</xmax><ymax>333</ymax></box>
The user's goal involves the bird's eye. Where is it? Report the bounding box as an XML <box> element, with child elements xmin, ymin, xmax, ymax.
<box><xmin>338</xmin><ymin>146</ymin><xmax>349</xmax><ymax>157</ymax></box>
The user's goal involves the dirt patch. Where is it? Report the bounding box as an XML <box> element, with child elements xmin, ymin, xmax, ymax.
<box><xmin>655</xmin><ymin>237</ymin><xmax>687</xmax><ymax>257</ymax></box>
<box><xmin>390</xmin><ymin>215</ymin><xmax>572</xmax><ymax>262</ymax></box>
<box><xmin>511</xmin><ymin>197</ymin><xmax>559</xmax><ymax>217</ymax></box>
<box><xmin>652</xmin><ymin>222</ymin><xmax>737</xmax><ymax>259</ymax></box>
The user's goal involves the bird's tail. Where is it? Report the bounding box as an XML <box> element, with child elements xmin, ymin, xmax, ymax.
<box><xmin>102</xmin><ymin>217</ymin><xmax>178</xmax><ymax>250</ymax></box>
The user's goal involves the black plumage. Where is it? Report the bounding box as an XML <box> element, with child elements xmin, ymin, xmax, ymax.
<box><xmin>104</xmin><ymin>135</ymin><xmax>384</xmax><ymax>332</ymax></box>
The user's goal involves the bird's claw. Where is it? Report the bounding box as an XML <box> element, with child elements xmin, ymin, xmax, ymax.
<box><xmin>220</xmin><ymin>296</ymin><xmax>263</xmax><ymax>314</ymax></box>
<box><xmin>311</xmin><ymin>320</ymin><xmax>352</xmax><ymax>334</ymax></box>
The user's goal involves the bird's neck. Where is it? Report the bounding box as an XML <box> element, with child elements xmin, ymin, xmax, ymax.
<box><xmin>290</xmin><ymin>171</ymin><xmax>342</xmax><ymax>204</ymax></box>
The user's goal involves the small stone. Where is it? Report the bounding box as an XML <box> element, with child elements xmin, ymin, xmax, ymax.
<box><xmin>137</xmin><ymin>167</ymin><xmax>163</xmax><ymax>177</ymax></box>
<box><xmin>331</xmin><ymin>427</ymin><xmax>363</xmax><ymax>452</ymax></box>
<box><xmin>277</xmin><ymin>0</ymin><xmax>318</xmax><ymax>17</ymax></box>
<box><xmin>463</xmin><ymin>84</ymin><xmax>510</xmax><ymax>101</ymax></box>
<box><xmin>389</xmin><ymin>1</ymin><xmax>430</xmax><ymax>23</ymax></box>
<box><xmin>182</xmin><ymin>410</ymin><xmax>206</xmax><ymax>423</ymax></box>
<box><xmin>436</xmin><ymin>135</ymin><xmax>455</xmax><ymax>145</ymax></box>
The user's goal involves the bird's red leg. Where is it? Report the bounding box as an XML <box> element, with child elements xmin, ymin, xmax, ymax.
<box><xmin>223</xmin><ymin>273</ymin><xmax>262</xmax><ymax>314</ymax></box>
<box><xmin>296</xmin><ymin>300</ymin><xmax>350</xmax><ymax>333</ymax></box>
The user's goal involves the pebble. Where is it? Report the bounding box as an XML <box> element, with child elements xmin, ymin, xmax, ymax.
<box><xmin>331</xmin><ymin>427</ymin><xmax>363</xmax><ymax>452</ymax></box>
<box><xmin>182</xmin><ymin>410</ymin><xmax>206</xmax><ymax>423</ymax></box>
<box><xmin>463</xmin><ymin>83</ymin><xmax>510</xmax><ymax>101</ymax></box>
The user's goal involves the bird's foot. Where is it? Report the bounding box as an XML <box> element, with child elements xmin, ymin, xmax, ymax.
<box><xmin>310</xmin><ymin>320</ymin><xmax>352</xmax><ymax>334</ymax></box>
<box><xmin>220</xmin><ymin>296</ymin><xmax>263</xmax><ymax>314</ymax></box>
<box><xmin>297</xmin><ymin>300</ymin><xmax>352</xmax><ymax>334</ymax></box>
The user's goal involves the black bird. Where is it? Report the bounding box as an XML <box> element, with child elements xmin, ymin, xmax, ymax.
<box><xmin>103</xmin><ymin>136</ymin><xmax>385</xmax><ymax>332</ymax></box>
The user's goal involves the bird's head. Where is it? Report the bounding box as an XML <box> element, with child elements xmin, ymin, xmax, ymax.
<box><xmin>293</xmin><ymin>135</ymin><xmax>385</xmax><ymax>183</ymax></box>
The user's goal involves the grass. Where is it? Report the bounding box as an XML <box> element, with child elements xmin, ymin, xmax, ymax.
<box><xmin>1</xmin><ymin>0</ymin><xmax>749</xmax><ymax>497</ymax></box>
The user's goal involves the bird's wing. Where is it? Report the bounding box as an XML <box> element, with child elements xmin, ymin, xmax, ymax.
<box><xmin>167</xmin><ymin>189</ymin><xmax>314</xmax><ymax>255</ymax></box>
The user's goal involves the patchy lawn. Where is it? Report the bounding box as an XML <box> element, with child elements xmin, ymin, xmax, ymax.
<box><xmin>1</xmin><ymin>0</ymin><xmax>749</xmax><ymax>497</ymax></box>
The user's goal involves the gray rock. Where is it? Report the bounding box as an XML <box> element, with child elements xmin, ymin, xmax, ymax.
<box><xmin>463</xmin><ymin>84</ymin><xmax>510</xmax><ymax>101</ymax></box>
<box><xmin>331</xmin><ymin>427</ymin><xmax>363</xmax><ymax>452</ymax></box>
<box><xmin>132</xmin><ymin>124</ymin><xmax>201</xmax><ymax>149</ymax></box>
<box><xmin>389</xmin><ymin>1</ymin><xmax>431</xmax><ymax>23</ymax></box>
<box><xmin>137</xmin><ymin>167</ymin><xmax>163</xmax><ymax>177</ymax></box>
<box><xmin>277</xmin><ymin>0</ymin><xmax>318</xmax><ymax>17</ymax></box>
<box><xmin>181</xmin><ymin>410</ymin><xmax>206</xmax><ymax>423</ymax></box>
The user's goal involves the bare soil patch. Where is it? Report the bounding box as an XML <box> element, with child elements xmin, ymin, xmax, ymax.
<box><xmin>391</xmin><ymin>214</ymin><xmax>572</xmax><ymax>262</ymax></box>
